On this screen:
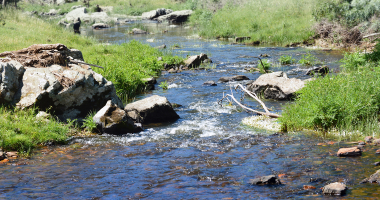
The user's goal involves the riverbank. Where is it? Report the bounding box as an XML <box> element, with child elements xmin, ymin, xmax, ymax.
<box><xmin>0</xmin><ymin>9</ymin><xmax>182</xmax><ymax>155</ymax></box>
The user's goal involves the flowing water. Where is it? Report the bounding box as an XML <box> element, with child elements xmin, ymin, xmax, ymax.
<box><xmin>1</xmin><ymin>21</ymin><xmax>380</xmax><ymax>199</ymax></box>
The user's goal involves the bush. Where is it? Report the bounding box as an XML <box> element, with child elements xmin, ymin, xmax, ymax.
<box><xmin>298</xmin><ymin>52</ymin><xmax>317</xmax><ymax>66</ymax></box>
<box><xmin>278</xmin><ymin>55</ymin><xmax>296</xmax><ymax>65</ymax></box>
<box><xmin>280</xmin><ymin>48</ymin><xmax>380</xmax><ymax>138</ymax></box>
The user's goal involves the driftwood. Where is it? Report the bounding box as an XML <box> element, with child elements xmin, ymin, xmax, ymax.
<box><xmin>218</xmin><ymin>84</ymin><xmax>280</xmax><ymax>118</ymax></box>
<box><xmin>0</xmin><ymin>43</ymin><xmax>104</xmax><ymax>69</ymax></box>
<box><xmin>363</xmin><ymin>33</ymin><xmax>380</xmax><ymax>39</ymax></box>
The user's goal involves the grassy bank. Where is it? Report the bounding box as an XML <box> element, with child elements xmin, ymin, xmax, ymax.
<box><xmin>0</xmin><ymin>9</ymin><xmax>181</xmax><ymax>154</ymax></box>
<box><xmin>279</xmin><ymin>49</ymin><xmax>380</xmax><ymax>140</ymax></box>
<box><xmin>189</xmin><ymin>0</ymin><xmax>320</xmax><ymax>45</ymax></box>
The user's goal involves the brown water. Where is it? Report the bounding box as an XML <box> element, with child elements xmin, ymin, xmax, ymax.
<box><xmin>1</xmin><ymin>21</ymin><xmax>379</xmax><ymax>199</ymax></box>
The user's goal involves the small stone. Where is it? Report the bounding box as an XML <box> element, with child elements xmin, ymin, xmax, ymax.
<box><xmin>303</xmin><ymin>185</ymin><xmax>316</xmax><ymax>190</ymax></box>
<box><xmin>6</xmin><ymin>151</ymin><xmax>18</xmax><ymax>158</ymax></box>
<box><xmin>376</xmin><ymin>149</ymin><xmax>380</xmax><ymax>154</ymax></box>
<box><xmin>337</xmin><ymin>146</ymin><xmax>362</xmax><ymax>157</ymax></box>
<box><xmin>249</xmin><ymin>175</ymin><xmax>281</xmax><ymax>185</ymax></box>
<box><xmin>0</xmin><ymin>150</ymin><xmax>5</xmax><ymax>161</ymax></box>
<box><xmin>374</xmin><ymin>162</ymin><xmax>380</xmax><ymax>166</ymax></box>
<box><xmin>373</xmin><ymin>139</ymin><xmax>380</xmax><ymax>145</ymax></box>
<box><xmin>365</xmin><ymin>136</ymin><xmax>373</xmax><ymax>143</ymax></box>
<box><xmin>203</xmin><ymin>81</ymin><xmax>217</xmax><ymax>86</ymax></box>
<box><xmin>358</xmin><ymin>141</ymin><xmax>366</xmax><ymax>145</ymax></box>
<box><xmin>357</xmin><ymin>145</ymin><xmax>365</xmax><ymax>150</ymax></box>
<box><xmin>322</xmin><ymin>182</ymin><xmax>347</xmax><ymax>196</ymax></box>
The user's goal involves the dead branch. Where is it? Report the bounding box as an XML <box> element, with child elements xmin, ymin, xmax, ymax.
<box><xmin>219</xmin><ymin>84</ymin><xmax>281</xmax><ymax>118</ymax></box>
<box><xmin>363</xmin><ymin>32</ymin><xmax>380</xmax><ymax>39</ymax></box>
<box><xmin>69</xmin><ymin>59</ymin><xmax>104</xmax><ymax>69</ymax></box>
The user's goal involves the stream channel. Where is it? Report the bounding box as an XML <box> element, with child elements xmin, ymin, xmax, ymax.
<box><xmin>1</xmin><ymin>21</ymin><xmax>380</xmax><ymax>199</ymax></box>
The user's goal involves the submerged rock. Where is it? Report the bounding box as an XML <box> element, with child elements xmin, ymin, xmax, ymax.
<box><xmin>219</xmin><ymin>75</ymin><xmax>249</xmax><ymax>83</ymax></box>
<box><xmin>93</xmin><ymin>100</ymin><xmax>142</xmax><ymax>134</ymax></box>
<box><xmin>131</xmin><ymin>28</ymin><xmax>148</xmax><ymax>34</ymax></box>
<box><xmin>203</xmin><ymin>81</ymin><xmax>217</xmax><ymax>86</ymax></box>
<box><xmin>125</xmin><ymin>95</ymin><xmax>180</xmax><ymax>124</ymax></box>
<box><xmin>92</xmin><ymin>23</ymin><xmax>110</xmax><ymax>29</ymax></box>
<box><xmin>249</xmin><ymin>175</ymin><xmax>281</xmax><ymax>185</ymax></box>
<box><xmin>337</xmin><ymin>146</ymin><xmax>362</xmax><ymax>157</ymax></box>
<box><xmin>361</xmin><ymin>169</ymin><xmax>380</xmax><ymax>184</ymax></box>
<box><xmin>246</xmin><ymin>72</ymin><xmax>305</xmax><ymax>100</ymax></box>
<box><xmin>322</xmin><ymin>182</ymin><xmax>347</xmax><ymax>195</ymax></box>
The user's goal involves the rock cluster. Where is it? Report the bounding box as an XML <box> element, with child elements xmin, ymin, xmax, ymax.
<box><xmin>249</xmin><ymin>175</ymin><xmax>281</xmax><ymax>185</ymax></box>
<box><xmin>142</xmin><ymin>8</ymin><xmax>193</xmax><ymax>23</ymax></box>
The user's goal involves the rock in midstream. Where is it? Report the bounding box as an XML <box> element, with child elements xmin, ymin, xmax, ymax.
<box><xmin>249</xmin><ymin>175</ymin><xmax>281</xmax><ymax>185</ymax></box>
<box><xmin>218</xmin><ymin>75</ymin><xmax>250</xmax><ymax>83</ymax></box>
<box><xmin>93</xmin><ymin>100</ymin><xmax>143</xmax><ymax>134</ymax></box>
<box><xmin>246</xmin><ymin>71</ymin><xmax>305</xmax><ymax>100</ymax></box>
<box><xmin>337</xmin><ymin>146</ymin><xmax>362</xmax><ymax>157</ymax></box>
<box><xmin>322</xmin><ymin>182</ymin><xmax>347</xmax><ymax>195</ymax></box>
<box><xmin>125</xmin><ymin>95</ymin><xmax>180</xmax><ymax>124</ymax></box>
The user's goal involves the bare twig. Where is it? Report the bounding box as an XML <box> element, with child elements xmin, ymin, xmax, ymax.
<box><xmin>219</xmin><ymin>84</ymin><xmax>280</xmax><ymax>118</ymax></box>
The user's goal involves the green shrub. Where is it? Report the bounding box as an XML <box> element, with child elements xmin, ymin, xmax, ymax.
<box><xmin>298</xmin><ymin>52</ymin><xmax>317</xmax><ymax>66</ymax></box>
<box><xmin>159</xmin><ymin>80</ymin><xmax>169</xmax><ymax>90</ymax></box>
<box><xmin>81</xmin><ymin>111</ymin><xmax>97</xmax><ymax>132</ymax></box>
<box><xmin>258</xmin><ymin>59</ymin><xmax>271</xmax><ymax>73</ymax></box>
<box><xmin>278</xmin><ymin>55</ymin><xmax>296</xmax><ymax>65</ymax></box>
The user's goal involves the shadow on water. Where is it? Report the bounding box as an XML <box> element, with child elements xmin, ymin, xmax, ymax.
<box><xmin>2</xmin><ymin>22</ymin><xmax>379</xmax><ymax>199</ymax></box>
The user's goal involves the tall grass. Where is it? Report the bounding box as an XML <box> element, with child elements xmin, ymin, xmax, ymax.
<box><xmin>279</xmin><ymin>51</ymin><xmax>380</xmax><ymax>140</ymax></box>
<box><xmin>189</xmin><ymin>0</ymin><xmax>318</xmax><ymax>45</ymax></box>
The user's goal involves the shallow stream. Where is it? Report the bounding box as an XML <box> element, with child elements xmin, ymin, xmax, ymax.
<box><xmin>1</xmin><ymin>21</ymin><xmax>380</xmax><ymax>199</ymax></box>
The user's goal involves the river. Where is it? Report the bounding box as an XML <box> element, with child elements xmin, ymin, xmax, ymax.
<box><xmin>1</xmin><ymin>21</ymin><xmax>379</xmax><ymax>199</ymax></box>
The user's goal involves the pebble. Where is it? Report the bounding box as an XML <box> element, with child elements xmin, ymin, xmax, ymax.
<box><xmin>6</xmin><ymin>151</ymin><xmax>18</xmax><ymax>158</ymax></box>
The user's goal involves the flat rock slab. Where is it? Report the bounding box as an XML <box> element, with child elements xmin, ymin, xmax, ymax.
<box><xmin>125</xmin><ymin>95</ymin><xmax>179</xmax><ymax>124</ymax></box>
<box><xmin>247</xmin><ymin>71</ymin><xmax>305</xmax><ymax>100</ymax></box>
<box><xmin>156</xmin><ymin>10</ymin><xmax>193</xmax><ymax>23</ymax></box>
<box><xmin>249</xmin><ymin>175</ymin><xmax>281</xmax><ymax>185</ymax></box>
<box><xmin>337</xmin><ymin>146</ymin><xmax>362</xmax><ymax>157</ymax></box>
<box><xmin>92</xmin><ymin>23</ymin><xmax>110</xmax><ymax>29</ymax></box>
<box><xmin>322</xmin><ymin>182</ymin><xmax>347</xmax><ymax>195</ymax></box>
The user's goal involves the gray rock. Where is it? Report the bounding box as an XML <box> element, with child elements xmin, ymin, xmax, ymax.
<box><xmin>218</xmin><ymin>75</ymin><xmax>250</xmax><ymax>83</ymax></box>
<box><xmin>131</xmin><ymin>28</ymin><xmax>148</xmax><ymax>34</ymax></box>
<box><xmin>36</xmin><ymin>111</ymin><xmax>51</xmax><ymax>121</ymax></box>
<box><xmin>156</xmin><ymin>10</ymin><xmax>193</xmax><ymax>23</ymax></box>
<box><xmin>337</xmin><ymin>146</ymin><xmax>362</xmax><ymax>157</ymax></box>
<box><xmin>155</xmin><ymin>44</ymin><xmax>166</xmax><ymax>49</ymax></box>
<box><xmin>365</xmin><ymin>136</ymin><xmax>373</xmax><ymax>143</ymax></box>
<box><xmin>0</xmin><ymin>61</ymin><xmax>25</xmax><ymax>103</ymax></box>
<box><xmin>374</xmin><ymin>139</ymin><xmax>380</xmax><ymax>145</ymax></box>
<box><xmin>0</xmin><ymin>58</ymin><xmax>122</xmax><ymax>122</ymax></box>
<box><xmin>93</xmin><ymin>100</ymin><xmax>142</xmax><ymax>135</ymax></box>
<box><xmin>65</xmin><ymin>49</ymin><xmax>84</xmax><ymax>61</ymax></box>
<box><xmin>235</xmin><ymin>37</ymin><xmax>251</xmax><ymax>43</ymax></box>
<box><xmin>249</xmin><ymin>175</ymin><xmax>281</xmax><ymax>185</ymax></box>
<box><xmin>306</xmin><ymin>66</ymin><xmax>329</xmax><ymax>76</ymax></box>
<box><xmin>203</xmin><ymin>81</ymin><xmax>217</xmax><ymax>86</ymax></box>
<box><xmin>322</xmin><ymin>182</ymin><xmax>347</xmax><ymax>195</ymax></box>
<box><xmin>246</xmin><ymin>72</ymin><xmax>305</xmax><ymax>100</ymax></box>
<box><xmin>0</xmin><ymin>150</ymin><xmax>4</xmax><ymax>161</ymax></box>
<box><xmin>184</xmin><ymin>53</ymin><xmax>209</xmax><ymax>68</ymax></box>
<box><xmin>142</xmin><ymin>77</ymin><xmax>156</xmax><ymax>90</ymax></box>
<box><xmin>361</xmin><ymin>169</ymin><xmax>380</xmax><ymax>183</ymax></box>
<box><xmin>60</xmin><ymin>7</ymin><xmax>117</xmax><ymax>24</ymax></box>
<box><xmin>125</xmin><ymin>95</ymin><xmax>180</xmax><ymax>124</ymax></box>
<box><xmin>92</xmin><ymin>23</ymin><xmax>110</xmax><ymax>29</ymax></box>
<box><xmin>142</xmin><ymin>10</ymin><xmax>158</xmax><ymax>19</ymax></box>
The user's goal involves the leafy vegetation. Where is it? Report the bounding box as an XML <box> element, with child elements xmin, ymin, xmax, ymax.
<box><xmin>81</xmin><ymin>111</ymin><xmax>98</xmax><ymax>133</ymax></box>
<box><xmin>159</xmin><ymin>80</ymin><xmax>169</xmax><ymax>90</ymax></box>
<box><xmin>278</xmin><ymin>55</ymin><xmax>296</xmax><ymax>65</ymax></box>
<box><xmin>280</xmin><ymin>45</ymin><xmax>380</xmax><ymax>139</ymax></box>
<box><xmin>298</xmin><ymin>52</ymin><xmax>318</xmax><ymax>66</ymax></box>
<box><xmin>258</xmin><ymin>59</ymin><xmax>271</xmax><ymax>73</ymax></box>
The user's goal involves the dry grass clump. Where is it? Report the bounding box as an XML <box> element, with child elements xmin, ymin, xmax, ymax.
<box><xmin>314</xmin><ymin>20</ymin><xmax>363</xmax><ymax>45</ymax></box>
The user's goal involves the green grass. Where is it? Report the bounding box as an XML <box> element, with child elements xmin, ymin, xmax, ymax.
<box><xmin>279</xmin><ymin>51</ymin><xmax>380</xmax><ymax>140</ymax></box>
<box><xmin>0</xmin><ymin>106</ymin><xmax>73</xmax><ymax>156</ymax></box>
<box><xmin>278</xmin><ymin>55</ymin><xmax>296</xmax><ymax>65</ymax></box>
<box><xmin>0</xmin><ymin>9</ymin><xmax>183</xmax><ymax>154</ymax></box>
<box><xmin>189</xmin><ymin>0</ymin><xmax>318</xmax><ymax>45</ymax></box>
